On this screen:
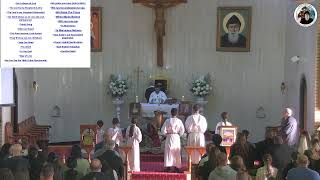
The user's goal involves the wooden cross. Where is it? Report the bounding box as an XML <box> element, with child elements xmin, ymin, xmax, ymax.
<box><xmin>134</xmin><ymin>66</ymin><xmax>144</xmax><ymax>95</ymax></box>
<box><xmin>133</xmin><ymin>0</ymin><xmax>187</xmax><ymax>67</ymax></box>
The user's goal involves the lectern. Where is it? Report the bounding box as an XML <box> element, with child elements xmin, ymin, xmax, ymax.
<box><xmin>80</xmin><ymin>124</ymin><xmax>97</xmax><ymax>161</ymax></box>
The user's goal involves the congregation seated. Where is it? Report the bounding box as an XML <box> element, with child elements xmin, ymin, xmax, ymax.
<box><xmin>96</xmin><ymin>140</ymin><xmax>123</xmax><ymax>179</ymax></box>
<box><xmin>256</xmin><ymin>154</ymin><xmax>278</xmax><ymax>180</ymax></box>
<box><xmin>229</xmin><ymin>156</ymin><xmax>251</xmax><ymax>180</ymax></box>
<box><xmin>81</xmin><ymin>159</ymin><xmax>114</xmax><ymax>180</ymax></box>
<box><xmin>212</xmin><ymin>134</ymin><xmax>226</xmax><ymax>154</ymax></box>
<box><xmin>282</xmin><ymin>151</ymin><xmax>299</xmax><ymax>179</ymax></box>
<box><xmin>255</xmin><ymin>129</ymin><xmax>275</xmax><ymax>162</ymax></box>
<box><xmin>28</xmin><ymin>147</ymin><xmax>43</xmax><ymax>180</ymax></box>
<box><xmin>287</xmin><ymin>154</ymin><xmax>320</xmax><ymax>180</ymax></box>
<box><xmin>47</xmin><ymin>152</ymin><xmax>65</xmax><ymax>180</ymax></box>
<box><xmin>6</xmin><ymin>144</ymin><xmax>30</xmax><ymax>180</ymax></box>
<box><xmin>0</xmin><ymin>168</ymin><xmax>14</xmax><ymax>180</ymax></box>
<box><xmin>197</xmin><ymin>146</ymin><xmax>221</xmax><ymax>180</ymax></box>
<box><xmin>65</xmin><ymin>157</ymin><xmax>83</xmax><ymax>180</ymax></box>
<box><xmin>265</xmin><ymin>136</ymin><xmax>292</xmax><ymax>175</ymax></box>
<box><xmin>208</xmin><ymin>152</ymin><xmax>236</xmax><ymax>180</ymax></box>
<box><xmin>304</xmin><ymin>139</ymin><xmax>320</xmax><ymax>173</ymax></box>
<box><xmin>198</xmin><ymin>143</ymin><xmax>215</xmax><ymax>167</ymax></box>
<box><xmin>70</xmin><ymin>145</ymin><xmax>90</xmax><ymax>175</ymax></box>
<box><xmin>229</xmin><ymin>133</ymin><xmax>255</xmax><ymax>169</ymax></box>
<box><xmin>40</xmin><ymin>164</ymin><xmax>55</xmax><ymax>180</ymax></box>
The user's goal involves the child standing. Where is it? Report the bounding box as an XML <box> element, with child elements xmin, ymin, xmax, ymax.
<box><xmin>96</xmin><ymin>120</ymin><xmax>105</xmax><ymax>144</ymax></box>
<box><xmin>126</xmin><ymin>118</ymin><xmax>142</xmax><ymax>172</ymax></box>
<box><xmin>107</xmin><ymin>118</ymin><xmax>123</xmax><ymax>149</ymax></box>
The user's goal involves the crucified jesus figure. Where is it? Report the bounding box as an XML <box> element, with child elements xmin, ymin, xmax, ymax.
<box><xmin>133</xmin><ymin>0</ymin><xmax>187</xmax><ymax>67</ymax></box>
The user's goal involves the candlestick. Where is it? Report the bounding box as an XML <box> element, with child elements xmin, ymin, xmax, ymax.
<box><xmin>135</xmin><ymin>96</ymin><xmax>139</xmax><ymax>103</ymax></box>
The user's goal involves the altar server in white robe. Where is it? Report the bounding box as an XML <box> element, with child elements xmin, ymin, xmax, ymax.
<box><xmin>108</xmin><ymin>118</ymin><xmax>123</xmax><ymax>147</ymax></box>
<box><xmin>185</xmin><ymin>104</ymin><xmax>208</xmax><ymax>164</ymax></box>
<box><xmin>161</xmin><ymin>108</ymin><xmax>185</xmax><ymax>172</ymax></box>
<box><xmin>149</xmin><ymin>83</ymin><xmax>167</xmax><ymax>104</ymax></box>
<box><xmin>126</xmin><ymin>118</ymin><xmax>142</xmax><ymax>172</ymax></box>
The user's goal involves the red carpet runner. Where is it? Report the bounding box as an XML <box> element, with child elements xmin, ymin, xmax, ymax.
<box><xmin>131</xmin><ymin>153</ymin><xmax>188</xmax><ymax>180</ymax></box>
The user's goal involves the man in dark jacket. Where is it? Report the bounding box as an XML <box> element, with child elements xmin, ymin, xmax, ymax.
<box><xmin>97</xmin><ymin>140</ymin><xmax>124</xmax><ymax>179</ymax></box>
<box><xmin>81</xmin><ymin>159</ymin><xmax>113</xmax><ymax>180</ymax></box>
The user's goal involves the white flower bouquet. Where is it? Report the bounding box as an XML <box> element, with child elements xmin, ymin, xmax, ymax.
<box><xmin>190</xmin><ymin>74</ymin><xmax>213</xmax><ymax>97</ymax></box>
<box><xmin>108</xmin><ymin>74</ymin><xmax>129</xmax><ymax>98</ymax></box>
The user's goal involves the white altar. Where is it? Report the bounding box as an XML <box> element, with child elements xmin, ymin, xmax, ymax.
<box><xmin>140</xmin><ymin>103</ymin><xmax>179</xmax><ymax>118</ymax></box>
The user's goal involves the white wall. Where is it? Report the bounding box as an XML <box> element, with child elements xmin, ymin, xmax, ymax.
<box><xmin>284</xmin><ymin>0</ymin><xmax>317</xmax><ymax>132</ymax></box>
<box><xmin>32</xmin><ymin>0</ymin><xmax>288</xmax><ymax>142</ymax></box>
<box><xmin>15</xmin><ymin>69</ymin><xmax>35</xmax><ymax>122</ymax></box>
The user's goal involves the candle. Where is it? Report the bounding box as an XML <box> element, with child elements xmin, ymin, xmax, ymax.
<box><xmin>182</xmin><ymin>96</ymin><xmax>185</xmax><ymax>101</ymax></box>
<box><xmin>135</xmin><ymin>96</ymin><xmax>139</xmax><ymax>103</ymax></box>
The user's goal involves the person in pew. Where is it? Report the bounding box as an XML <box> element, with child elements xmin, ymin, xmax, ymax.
<box><xmin>161</xmin><ymin>108</ymin><xmax>185</xmax><ymax>173</ymax></box>
<box><xmin>255</xmin><ymin>129</ymin><xmax>275</xmax><ymax>162</ymax></box>
<box><xmin>265</xmin><ymin>136</ymin><xmax>292</xmax><ymax>178</ymax></box>
<box><xmin>96</xmin><ymin>120</ymin><xmax>105</xmax><ymax>144</ymax></box>
<box><xmin>107</xmin><ymin>118</ymin><xmax>123</xmax><ymax>149</ymax></box>
<box><xmin>0</xmin><ymin>168</ymin><xmax>14</xmax><ymax>180</ymax></box>
<box><xmin>97</xmin><ymin>140</ymin><xmax>123</xmax><ymax>179</ymax></box>
<box><xmin>287</xmin><ymin>154</ymin><xmax>320</xmax><ymax>180</ymax></box>
<box><xmin>208</xmin><ymin>152</ymin><xmax>237</xmax><ymax>180</ymax></box>
<box><xmin>198</xmin><ymin>146</ymin><xmax>221</xmax><ymax>180</ymax></box>
<box><xmin>126</xmin><ymin>118</ymin><xmax>142</xmax><ymax>172</ymax></box>
<box><xmin>229</xmin><ymin>133</ymin><xmax>255</xmax><ymax>169</ymax></box>
<box><xmin>185</xmin><ymin>104</ymin><xmax>208</xmax><ymax>164</ymax></box>
<box><xmin>70</xmin><ymin>145</ymin><xmax>90</xmax><ymax>175</ymax></box>
<box><xmin>28</xmin><ymin>147</ymin><xmax>43</xmax><ymax>180</ymax></box>
<box><xmin>215</xmin><ymin>112</ymin><xmax>232</xmax><ymax>135</ymax></box>
<box><xmin>64</xmin><ymin>157</ymin><xmax>83</xmax><ymax>180</ymax></box>
<box><xmin>6</xmin><ymin>144</ymin><xmax>30</xmax><ymax>180</ymax></box>
<box><xmin>212</xmin><ymin>134</ymin><xmax>227</xmax><ymax>154</ymax></box>
<box><xmin>47</xmin><ymin>152</ymin><xmax>64</xmax><ymax>180</ymax></box>
<box><xmin>95</xmin><ymin>132</ymin><xmax>112</xmax><ymax>153</ymax></box>
<box><xmin>148</xmin><ymin>83</ymin><xmax>167</xmax><ymax>104</ymax></box>
<box><xmin>229</xmin><ymin>156</ymin><xmax>251</xmax><ymax>180</ymax></box>
<box><xmin>282</xmin><ymin>151</ymin><xmax>299</xmax><ymax>180</ymax></box>
<box><xmin>256</xmin><ymin>154</ymin><xmax>278</xmax><ymax>180</ymax></box>
<box><xmin>81</xmin><ymin>159</ymin><xmax>114</xmax><ymax>180</ymax></box>
<box><xmin>40</xmin><ymin>163</ymin><xmax>55</xmax><ymax>180</ymax></box>
<box><xmin>198</xmin><ymin>143</ymin><xmax>215</xmax><ymax>167</ymax></box>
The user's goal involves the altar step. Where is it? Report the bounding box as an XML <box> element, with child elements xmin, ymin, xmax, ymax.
<box><xmin>141</xmin><ymin>161</ymin><xmax>188</xmax><ymax>172</ymax></box>
<box><xmin>131</xmin><ymin>171</ymin><xmax>190</xmax><ymax>180</ymax></box>
<box><xmin>141</xmin><ymin>153</ymin><xmax>164</xmax><ymax>162</ymax></box>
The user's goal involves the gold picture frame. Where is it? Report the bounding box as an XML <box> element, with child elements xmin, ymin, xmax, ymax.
<box><xmin>216</xmin><ymin>7</ymin><xmax>252</xmax><ymax>52</ymax></box>
<box><xmin>91</xmin><ymin>7</ymin><xmax>102</xmax><ymax>52</ymax></box>
<box><xmin>220</xmin><ymin>126</ymin><xmax>238</xmax><ymax>147</ymax></box>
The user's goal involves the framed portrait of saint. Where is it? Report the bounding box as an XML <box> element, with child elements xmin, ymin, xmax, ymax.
<box><xmin>91</xmin><ymin>7</ymin><xmax>102</xmax><ymax>52</ymax></box>
<box><xmin>220</xmin><ymin>126</ymin><xmax>238</xmax><ymax>147</ymax></box>
<box><xmin>216</xmin><ymin>7</ymin><xmax>251</xmax><ymax>52</ymax></box>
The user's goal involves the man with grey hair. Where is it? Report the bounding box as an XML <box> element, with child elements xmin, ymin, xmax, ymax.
<box><xmin>97</xmin><ymin>140</ymin><xmax>124</xmax><ymax>179</ymax></box>
<box><xmin>81</xmin><ymin>159</ymin><xmax>115</xmax><ymax>180</ymax></box>
<box><xmin>287</xmin><ymin>154</ymin><xmax>320</xmax><ymax>180</ymax></box>
<box><xmin>280</xmin><ymin>108</ymin><xmax>299</xmax><ymax>146</ymax></box>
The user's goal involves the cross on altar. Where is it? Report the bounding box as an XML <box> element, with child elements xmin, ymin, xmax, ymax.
<box><xmin>133</xmin><ymin>0</ymin><xmax>187</xmax><ymax>67</ymax></box>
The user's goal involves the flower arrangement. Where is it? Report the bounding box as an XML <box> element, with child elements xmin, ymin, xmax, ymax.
<box><xmin>108</xmin><ymin>74</ymin><xmax>128</xmax><ymax>98</ymax></box>
<box><xmin>190</xmin><ymin>74</ymin><xmax>213</xmax><ymax>97</ymax></box>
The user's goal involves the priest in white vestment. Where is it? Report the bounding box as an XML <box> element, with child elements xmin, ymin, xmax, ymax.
<box><xmin>161</xmin><ymin>108</ymin><xmax>185</xmax><ymax>172</ymax></box>
<box><xmin>149</xmin><ymin>83</ymin><xmax>167</xmax><ymax>104</ymax></box>
<box><xmin>126</xmin><ymin>118</ymin><xmax>142</xmax><ymax>172</ymax></box>
<box><xmin>185</xmin><ymin>104</ymin><xmax>208</xmax><ymax>164</ymax></box>
<box><xmin>107</xmin><ymin>118</ymin><xmax>123</xmax><ymax>146</ymax></box>
<box><xmin>215</xmin><ymin>112</ymin><xmax>232</xmax><ymax>135</ymax></box>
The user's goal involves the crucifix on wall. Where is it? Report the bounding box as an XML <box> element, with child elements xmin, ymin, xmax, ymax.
<box><xmin>133</xmin><ymin>0</ymin><xmax>187</xmax><ymax>67</ymax></box>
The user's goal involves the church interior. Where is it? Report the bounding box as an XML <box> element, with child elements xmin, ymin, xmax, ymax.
<box><xmin>1</xmin><ymin>0</ymin><xmax>320</xmax><ymax>180</ymax></box>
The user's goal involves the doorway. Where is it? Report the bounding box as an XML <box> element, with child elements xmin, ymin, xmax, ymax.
<box><xmin>299</xmin><ymin>75</ymin><xmax>307</xmax><ymax>130</ymax></box>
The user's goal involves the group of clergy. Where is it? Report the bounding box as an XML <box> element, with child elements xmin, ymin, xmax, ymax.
<box><xmin>98</xmin><ymin>82</ymin><xmax>299</xmax><ymax>173</ymax></box>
